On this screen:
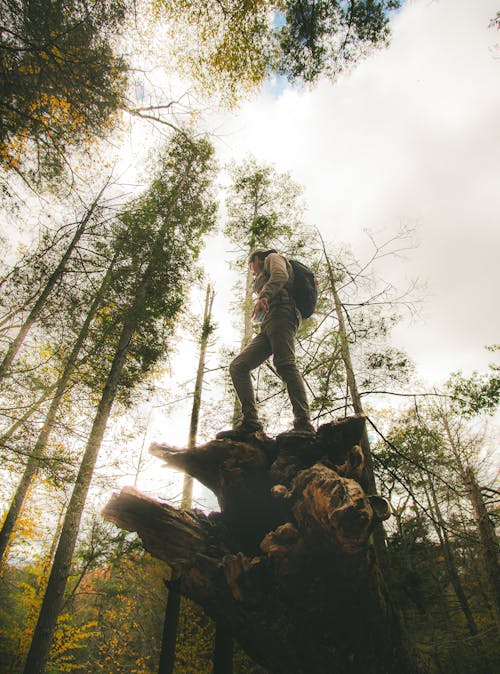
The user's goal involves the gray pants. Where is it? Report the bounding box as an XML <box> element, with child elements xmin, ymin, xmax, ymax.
<box><xmin>229</xmin><ymin>303</ymin><xmax>311</xmax><ymax>426</ymax></box>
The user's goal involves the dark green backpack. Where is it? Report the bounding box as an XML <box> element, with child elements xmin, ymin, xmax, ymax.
<box><xmin>289</xmin><ymin>259</ymin><xmax>317</xmax><ymax>319</ymax></box>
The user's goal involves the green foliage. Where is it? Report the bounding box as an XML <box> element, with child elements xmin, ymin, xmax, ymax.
<box><xmin>0</xmin><ymin>563</ymin><xmax>99</xmax><ymax>673</ymax></box>
<box><xmin>0</xmin><ymin>544</ymin><xmax>268</xmax><ymax>673</ymax></box>
<box><xmin>155</xmin><ymin>0</ymin><xmax>275</xmax><ymax>103</ymax></box>
<box><xmin>155</xmin><ymin>0</ymin><xmax>400</xmax><ymax>102</ymax></box>
<box><xmin>225</xmin><ymin>156</ymin><xmax>306</xmax><ymax>255</ymax></box>
<box><xmin>72</xmin><ymin>131</ymin><xmax>217</xmax><ymax>403</ymax></box>
<box><xmin>448</xmin><ymin>347</ymin><xmax>500</xmax><ymax>417</ymax></box>
<box><xmin>278</xmin><ymin>0</ymin><xmax>400</xmax><ymax>82</ymax></box>
<box><xmin>375</xmin><ymin>406</ymin><xmax>500</xmax><ymax>671</ymax></box>
<box><xmin>0</xmin><ymin>0</ymin><xmax>129</xmax><ymax>181</ymax></box>
<box><xmin>361</xmin><ymin>347</ymin><xmax>414</xmax><ymax>387</ymax></box>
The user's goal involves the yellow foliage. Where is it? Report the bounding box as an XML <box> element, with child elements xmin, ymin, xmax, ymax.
<box><xmin>48</xmin><ymin>614</ymin><xmax>99</xmax><ymax>672</ymax></box>
<box><xmin>153</xmin><ymin>0</ymin><xmax>275</xmax><ymax>106</ymax></box>
<box><xmin>51</xmin><ymin>45</ymin><xmax>65</xmax><ymax>62</ymax></box>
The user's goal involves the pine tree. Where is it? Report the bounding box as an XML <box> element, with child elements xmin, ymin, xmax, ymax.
<box><xmin>22</xmin><ymin>130</ymin><xmax>217</xmax><ymax>674</ymax></box>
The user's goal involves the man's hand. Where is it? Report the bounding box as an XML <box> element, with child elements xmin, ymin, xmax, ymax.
<box><xmin>252</xmin><ymin>296</ymin><xmax>269</xmax><ymax>318</ymax></box>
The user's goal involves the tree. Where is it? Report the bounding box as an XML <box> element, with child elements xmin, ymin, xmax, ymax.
<box><xmin>433</xmin><ymin>397</ymin><xmax>500</xmax><ymax>640</ymax></box>
<box><xmin>376</xmin><ymin>406</ymin><xmax>499</xmax><ymax>670</ymax></box>
<box><xmin>309</xmin><ymin>227</ymin><xmax>418</xmax><ymax>415</ymax></box>
<box><xmin>156</xmin><ymin>0</ymin><xmax>400</xmax><ymax>101</ymax></box>
<box><xmin>0</xmin><ymin>178</ymin><xmax>134</xmax><ymax>569</ymax></box>
<box><xmin>22</xmin><ymin>129</ymin><xmax>217</xmax><ymax>674</ymax></box>
<box><xmin>0</xmin><ymin>0</ymin><xmax>128</xmax><ymax>182</ymax></box>
<box><xmin>448</xmin><ymin>346</ymin><xmax>500</xmax><ymax>417</ymax></box>
<box><xmin>278</xmin><ymin>0</ymin><xmax>400</xmax><ymax>82</ymax></box>
<box><xmin>307</xmin><ymin>228</ymin><xmax>420</xmax><ymax>570</ymax></box>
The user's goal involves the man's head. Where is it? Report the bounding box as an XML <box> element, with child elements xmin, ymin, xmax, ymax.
<box><xmin>248</xmin><ymin>249</ymin><xmax>277</xmax><ymax>275</ymax></box>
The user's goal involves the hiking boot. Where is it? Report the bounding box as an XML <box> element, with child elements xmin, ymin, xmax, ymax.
<box><xmin>291</xmin><ymin>420</ymin><xmax>316</xmax><ymax>435</ymax></box>
<box><xmin>277</xmin><ymin>422</ymin><xmax>316</xmax><ymax>439</ymax></box>
<box><xmin>216</xmin><ymin>420</ymin><xmax>263</xmax><ymax>440</ymax></box>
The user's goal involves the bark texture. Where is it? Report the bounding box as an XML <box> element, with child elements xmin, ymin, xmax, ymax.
<box><xmin>103</xmin><ymin>415</ymin><xmax>426</xmax><ymax>674</ymax></box>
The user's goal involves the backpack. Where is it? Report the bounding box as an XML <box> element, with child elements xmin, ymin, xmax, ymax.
<box><xmin>289</xmin><ymin>259</ymin><xmax>318</xmax><ymax>318</ymax></box>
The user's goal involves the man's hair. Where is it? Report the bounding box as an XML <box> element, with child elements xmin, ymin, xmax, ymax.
<box><xmin>249</xmin><ymin>249</ymin><xmax>277</xmax><ymax>263</ymax></box>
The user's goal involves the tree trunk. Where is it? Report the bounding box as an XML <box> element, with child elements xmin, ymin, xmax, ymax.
<box><xmin>321</xmin><ymin>238</ymin><xmax>388</xmax><ymax>571</ymax></box>
<box><xmin>464</xmin><ymin>466</ymin><xmax>500</xmax><ymax>638</ymax></box>
<box><xmin>426</xmin><ymin>478</ymin><xmax>480</xmax><ymax>639</ymax></box>
<box><xmin>105</xmin><ymin>415</ymin><xmax>425</xmax><ymax>674</ymax></box>
<box><xmin>0</xmin><ymin>387</ymin><xmax>54</xmax><ymax>446</ymax></box>
<box><xmin>424</xmin><ymin>476</ymin><xmax>492</xmax><ymax>672</ymax></box>
<box><xmin>0</xmin><ymin>256</ymin><xmax>117</xmax><ymax>565</ymax></box>
<box><xmin>158</xmin><ymin>576</ymin><xmax>181</xmax><ymax>674</ymax></box>
<box><xmin>22</xmin><ymin>310</ymin><xmax>138</xmax><ymax>674</ymax></box>
<box><xmin>232</xmin><ymin>258</ymin><xmax>256</xmax><ymax>426</ymax></box>
<box><xmin>214</xmin><ymin>621</ymin><xmax>233</xmax><ymax>674</ymax></box>
<box><xmin>184</xmin><ymin>284</ymin><xmax>215</xmax><ymax>505</ymax></box>
<box><xmin>22</xmin><ymin>166</ymin><xmax>193</xmax><ymax>674</ymax></box>
<box><xmin>440</xmin><ymin>414</ymin><xmax>500</xmax><ymax>638</ymax></box>
<box><xmin>0</xmin><ymin>179</ymin><xmax>110</xmax><ymax>380</ymax></box>
<box><xmin>159</xmin><ymin>284</ymin><xmax>215</xmax><ymax>674</ymax></box>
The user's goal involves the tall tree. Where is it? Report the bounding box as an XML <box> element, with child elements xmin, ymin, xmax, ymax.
<box><xmin>317</xmin><ymin>231</ymin><xmax>417</xmax><ymax>569</ymax></box>
<box><xmin>378</xmin><ymin>407</ymin><xmax>498</xmax><ymax>669</ymax></box>
<box><xmin>22</xmin><ymin>129</ymin><xmax>217</xmax><ymax>674</ymax></box>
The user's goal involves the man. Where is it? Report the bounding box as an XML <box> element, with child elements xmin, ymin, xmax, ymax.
<box><xmin>217</xmin><ymin>249</ymin><xmax>315</xmax><ymax>439</ymax></box>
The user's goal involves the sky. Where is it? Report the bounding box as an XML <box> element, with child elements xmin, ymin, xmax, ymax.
<box><xmin>198</xmin><ymin>0</ymin><xmax>500</xmax><ymax>385</ymax></box>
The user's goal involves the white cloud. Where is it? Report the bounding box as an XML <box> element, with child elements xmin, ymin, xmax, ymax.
<box><xmin>207</xmin><ymin>0</ymin><xmax>500</xmax><ymax>383</ymax></box>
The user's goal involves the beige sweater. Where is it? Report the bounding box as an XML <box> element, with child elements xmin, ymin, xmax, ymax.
<box><xmin>254</xmin><ymin>253</ymin><xmax>294</xmax><ymax>306</ymax></box>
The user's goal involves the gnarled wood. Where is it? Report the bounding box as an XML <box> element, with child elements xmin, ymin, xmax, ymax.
<box><xmin>103</xmin><ymin>415</ymin><xmax>426</xmax><ymax>674</ymax></box>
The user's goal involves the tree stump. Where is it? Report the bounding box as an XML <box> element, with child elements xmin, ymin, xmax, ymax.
<box><xmin>102</xmin><ymin>415</ymin><xmax>426</xmax><ymax>673</ymax></box>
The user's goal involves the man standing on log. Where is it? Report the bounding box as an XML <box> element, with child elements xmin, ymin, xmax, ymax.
<box><xmin>217</xmin><ymin>249</ymin><xmax>315</xmax><ymax>440</ymax></box>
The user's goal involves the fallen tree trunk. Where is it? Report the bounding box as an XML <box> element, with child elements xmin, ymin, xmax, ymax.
<box><xmin>103</xmin><ymin>415</ymin><xmax>427</xmax><ymax>673</ymax></box>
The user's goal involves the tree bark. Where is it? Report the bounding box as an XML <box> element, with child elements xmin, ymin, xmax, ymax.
<box><xmin>105</xmin><ymin>415</ymin><xmax>425</xmax><ymax>674</ymax></box>
<box><xmin>158</xmin><ymin>577</ymin><xmax>181</xmax><ymax>674</ymax></box>
<box><xmin>214</xmin><ymin>621</ymin><xmax>233</xmax><ymax>674</ymax></box>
